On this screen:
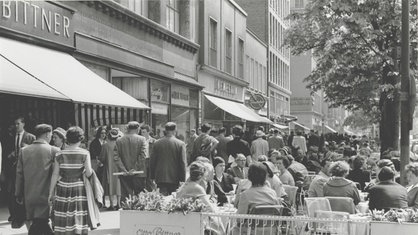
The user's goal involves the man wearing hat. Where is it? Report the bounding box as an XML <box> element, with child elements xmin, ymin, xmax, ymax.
<box><xmin>15</xmin><ymin>124</ymin><xmax>59</xmax><ymax>234</ymax></box>
<box><xmin>115</xmin><ymin>121</ymin><xmax>148</xmax><ymax>201</ymax></box>
<box><xmin>150</xmin><ymin>122</ymin><xmax>187</xmax><ymax>196</ymax></box>
<box><xmin>250</xmin><ymin>130</ymin><xmax>269</xmax><ymax>163</ymax></box>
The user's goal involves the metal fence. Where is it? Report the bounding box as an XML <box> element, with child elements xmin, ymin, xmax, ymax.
<box><xmin>201</xmin><ymin>213</ymin><xmax>370</xmax><ymax>235</ymax></box>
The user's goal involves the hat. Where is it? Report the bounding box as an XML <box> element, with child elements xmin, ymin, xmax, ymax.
<box><xmin>377</xmin><ymin>159</ymin><xmax>394</xmax><ymax>168</ymax></box>
<box><xmin>255</xmin><ymin>130</ymin><xmax>265</xmax><ymax>138</ymax></box>
<box><xmin>109</xmin><ymin>128</ymin><xmax>120</xmax><ymax>139</ymax></box>
<box><xmin>52</xmin><ymin>127</ymin><xmax>66</xmax><ymax>140</ymax></box>
<box><xmin>279</xmin><ymin>147</ymin><xmax>289</xmax><ymax>156</ymax></box>
<box><xmin>263</xmin><ymin>161</ymin><xmax>279</xmax><ymax>174</ymax></box>
<box><xmin>213</xmin><ymin>157</ymin><xmax>225</xmax><ymax>168</ymax></box>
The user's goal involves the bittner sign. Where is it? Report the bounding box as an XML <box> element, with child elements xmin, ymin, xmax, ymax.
<box><xmin>0</xmin><ymin>0</ymin><xmax>74</xmax><ymax>46</ymax></box>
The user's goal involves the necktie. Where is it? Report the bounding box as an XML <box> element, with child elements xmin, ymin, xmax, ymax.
<box><xmin>15</xmin><ymin>133</ymin><xmax>20</xmax><ymax>155</ymax></box>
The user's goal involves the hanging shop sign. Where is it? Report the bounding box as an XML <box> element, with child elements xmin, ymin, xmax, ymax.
<box><xmin>0</xmin><ymin>1</ymin><xmax>74</xmax><ymax>46</ymax></box>
<box><xmin>246</xmin><ymin>92</ymin><xmax>266</xmax><ymax>110</ymax></box>
<box><xmin>171</xmin><ymin>84</ymin><xmax>190</xmax><ymax>107</ymax></box>
<box><xmin>214</xmin><ymin>79</ymin><xmax>238</xmax><ymax>98</ymax></box>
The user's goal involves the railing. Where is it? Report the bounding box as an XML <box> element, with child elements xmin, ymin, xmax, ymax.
<box><xmin>201</xmin><ymin>213</ymin><xmax>370</xmax><ymax>235</ymax></box>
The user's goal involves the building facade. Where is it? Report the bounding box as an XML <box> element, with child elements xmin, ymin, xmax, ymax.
<box><xmin>0</xmin><ymin>0</ymin><xmax>201</xmax><ymax>142</ymax></box>
<box><xmin>235</xmin><ymin>0</ymin><xmax>291</xmax><ymax>124</ymax></box>
<box><xmin>197</xmin><ymin>0</ymin><xmax>271</xmax><ymax>133</ymax></box>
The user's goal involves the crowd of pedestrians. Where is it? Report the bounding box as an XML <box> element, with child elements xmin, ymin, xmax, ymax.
<box><xmin>3</xmin><ymin>115</ymin><xmax>418</xmax><ymax>234</ymax></box>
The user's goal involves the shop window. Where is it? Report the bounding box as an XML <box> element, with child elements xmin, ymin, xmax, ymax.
<box><xmin>225</xmin><ymin>29</ymin><xmax>232</xmax><ymax>74</ymax></box>
<box><xmin>209</xmin><ymin>18</ymin><xmax>218</xmax><ymax>68</ymax></box>
<box><xmin>128</xmin><ymin>0</ymin><xmax>147</xmax><ymax>16</ymax></box>
<box><xmin>171</xmin><ymin>106</ymin><xmax>190</xmax><ymax>141</ymax></box>
<box><xmin>238</xmin><ymin>38</ymin><xmax>244</xmax><ymax>79</ymax></box>
<box><xmin>166</xmin><ymin>0</ymin><xmax>179</xmax><ymax>33</ymax></box>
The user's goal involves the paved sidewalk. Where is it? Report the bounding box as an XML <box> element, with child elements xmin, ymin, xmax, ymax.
<box><xmin>0</xmin><ymin>206</ymin><xmax>120</xmax><ymax>235</ymax></box>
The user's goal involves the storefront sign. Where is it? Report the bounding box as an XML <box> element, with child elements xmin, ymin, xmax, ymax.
<box><xmin>247</xmin><ymin>93</ymin><xmax>266</xmax><ymax>110</ymax></box>
<box><xmin>0</xmin><ymin>0</ymin><xmax>74</xmax><ymax>46</ymax></box>
<box><xmin>151</xmin><ymin>102</ymin><xmax>168</xmax><ymax>115</ymax></box>
<box><xmin>136</xmin><ymin>225</ymin><xmax>184</xmax><ymax>235</ymax></box>
<box><xmin>214</xmin><ymin>79</ymin><xmax>238</xmax><ymax>98</ymax></box>
<box><xmin>171</xmin><ymin>84</ymin><xmax>189</xmax><ymax>107</ymax></box>
<box><xmin>151</xmin><ymin>80</ymin><xmax>169</xmax><ymax>103</ymax></box>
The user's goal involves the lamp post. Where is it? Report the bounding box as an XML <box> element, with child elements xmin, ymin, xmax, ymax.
<box><xmin>400</xmin><ymin>0</ymin><xmax>410</xmax><ymax>186</ymax></box>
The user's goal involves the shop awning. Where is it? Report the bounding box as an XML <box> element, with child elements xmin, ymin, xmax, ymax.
<box><xmin>324</xmin><ymin>125</ymin><xmax>337</xmax><ymax>133</ymax></box>
<box><xmin>0</xmin><ymin>37</ymin><xmax>149</xmax><ymax>109</ymax></box>
<box><xmin>205</xmin><ymin>94</ymin><xmax>272</xmax><ymax>124</ymax></box>
<box><xmin>293</xmin><ymin>121</ymin><xmax>310</xmax><ymax>131</ymax></box>
<box><xmin>273</xmin><ymin>123</ymin><xmax>289</xmax><ymax>129</ymax></box>
<box><xmin>0</xmin><ymin>55</ymin><xmax>70</xmax><ymax>101</ymax></box>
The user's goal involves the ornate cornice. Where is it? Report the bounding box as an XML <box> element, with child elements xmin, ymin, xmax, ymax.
<box><xmin>81</xmin><ymin>1</ymin><xmax>199</xmax><ymax>54</ymax></box>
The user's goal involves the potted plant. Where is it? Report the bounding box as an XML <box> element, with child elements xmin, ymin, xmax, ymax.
<box><xmin>370</xmin><ymin>209</ymin><xmax>418</xmax><ymax>235</ymax></box>
<box><xmin>120</xmin><ymin>190</ymin><xmax>206</xmax><ymax>234</ymax></box>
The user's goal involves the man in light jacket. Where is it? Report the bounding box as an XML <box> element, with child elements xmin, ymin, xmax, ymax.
<box><xmin>115</xmin><ymin>121</ymin><xmax>148</xmax><ymax>202</ymax></box>
<box><xmin>15</xmin><ymin>124</ymin><xmax>59</xmax><ymax>234</ymax></box>
<box><xmin>150</xmin><ymin>122</ymin><xmax>187</xmax><ymax>196</ymax></box>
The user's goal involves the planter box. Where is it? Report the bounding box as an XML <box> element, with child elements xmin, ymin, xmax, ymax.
<box><xmin>120</xmin><ymin>210</ymin><xmax>203</xmax><ymax>235</ymax></box>
<box><xmin>370</xmin><ymin>221</ymin><xmax>418</xmax><ymax>235</ymax></box>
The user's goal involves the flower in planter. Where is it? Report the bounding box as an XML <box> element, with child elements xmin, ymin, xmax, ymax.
<box><xmin>371</xmin><ymin>208</ymin><xmax>418</xmax><ymax>223</ymax></box>
<box><xmin>165</xmin><ymin>197</ymin><xmax>207</xmax><ymax>215</ymax></box>
<box><xmin>121</xmin><ymin>189</ymin><xmax>165</xmax><ymax>211</ymax></box>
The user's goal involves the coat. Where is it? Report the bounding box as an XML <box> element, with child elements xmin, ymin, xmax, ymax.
<box><xmin>115</xmin><ymin>133</ymin><xmax>148</xmax><ymax>177</ymax></box>
<box><xmin>84</xmin><ymin>171</ymin><xmax>103</xmax><ymax>230</ymax></box>
<box><xmin>323</xmin><ymin>177</ymin><xmax>361</xmax><ymax>205</ymax></box>
<box><xmin>6</xmin><ymin>131</ymin><xmax>35</xmax><ymax>183</ymax></box>
<box><xmin>215</xmin><ymin>135</ymin><xmax>232</xmax><ymax>163</ymax></box>
<box><xmin>214</xmin><ymin>172</ymin><xmax>235</xmax><ymax>193</ymax></box>
<box><xmin>369</xmin><ymin>181</ymin><xmax>408</xmax><ymax>211</ymax></box>
<box><xmin>15</xmin><ymin>140</ymin><xmax>59</xmax><ymax>220</ymax></box>
<box><xmin>150</xmin><ymin>135</ymin><xmax>187</xmax><ymax>184</ymax></box>
<box><xmin>226</xmin><ymin>166</ymin><xmax>248</xmax><ymax>182</ymax></box>
<box><xmin>251</xmin><ymin>138</ymin><xmax>269</xmax><ymax>160</ymax></box>
<box><xmin>89</xmin><ymin>138</ymin><xmax>103</xmax><ymax>172</ymax></box>
<box><xmin>99</xmin><ymin>141</ymin><xmax>121</xmax><ymax>196</ymax></box>
<box><xmin>267</xmin><ymin>135</ymin><xmax>284</xmax><ymax>150</ymax></box>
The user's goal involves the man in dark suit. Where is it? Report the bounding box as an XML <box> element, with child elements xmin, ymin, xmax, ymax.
<box><xmin>308</xmin><ymin>129</ymin><xmax>320</xmax><ymax>149</ymax></box>
<box><xmin>191</xmin><ymin>123</ymin><xmax>219</xmax><ymax>163</ymax></box>
<box><xmin>150</xmin><ymin>122</ymin><xmax>187</xmax><ymax>196</ymax></box>
<box><xmin>226</xmin><ymin>154</ymin><xmax>249</xmax><ymax>184</ymax></box>
<box><xmin>115</xmin><ymin>121</ymin><xmax>148</xmax><ymax>202</ymax></box>
<box><xmin>226</xmin><ymin>125</ymin><xmax>251</xmax><ymax>165</ymax></box>
<box><xmin>215</xmin><ymin>127</ymin><xmax>232</xmax><ymax>166</ymax></box>
<box><xmin>6</xmin><ymin>116</ymin><xmax>35</xmax><ymax>228</ymax></box>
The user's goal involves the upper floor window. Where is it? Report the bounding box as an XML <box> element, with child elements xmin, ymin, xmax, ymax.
<box><xmin>237</xmin><ymin>38</ymin><xmax>244</xmax><ymax>79</ymax></box>
<box><xmin>225</xmin><ymin>29</ymin><xmax>232</xmax><ymax>74</ymax></box>
<box><xmin>209</xmin><ymin>18</ymin><xmax>218</xmax><ymax>68</ymax></box>
<box><xmin>128</xmin><ymin>0</ymin><xmax>146</xmax><ymax>16</ymax></box>
<box><xmin>166</xmin><ymin>0</ymin><xmax>179</xmax><ymax>33</ymax></box>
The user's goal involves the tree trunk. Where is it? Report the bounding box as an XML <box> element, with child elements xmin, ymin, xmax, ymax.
<box><xmin>380</xmin><ymin>94</ymin><xmax>400</xmax><ymax>153</ymax></box>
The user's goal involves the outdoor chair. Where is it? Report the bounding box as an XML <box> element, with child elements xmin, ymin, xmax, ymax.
<box><xmin>313</xmin><ymin>210</ymin><xmax>350</xmax><ymax>235</ymax></box>
<box><xmin>304</xmin><ymin>197</ymin><xmax>332</xmax><ymax>218</ymax></box>
<box><xmin>326</xmin><ymin>197</ymin><xmax>356</xmax><ymax>214</ymax></box>
<box><xmin>283</xmin><ymin>185</ymin><xmax>298</xmax><ymax>208</ymax></box>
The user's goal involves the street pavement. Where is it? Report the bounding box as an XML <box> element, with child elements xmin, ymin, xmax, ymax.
<box><xmin>0</xmin><ymin>206</ymin><xmax>120</xmax><ymax>235</ymax></box>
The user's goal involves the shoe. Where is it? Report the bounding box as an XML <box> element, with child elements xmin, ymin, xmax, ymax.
<box><xmin>11</xmin><ymin>220</ymin><xmax>24</xmax><ymax>229</ymax></box>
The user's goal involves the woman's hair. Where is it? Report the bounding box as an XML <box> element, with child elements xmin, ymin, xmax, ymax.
<box><xmin>276</xmin><ymin>155</ymin><xmax>291</xmax><ymax>168</ymax></box>
<box><xmin>353</xmin><ymin>156</ymin><xmax>366</xmax><ymax>170</ymax></box>
<box><xmin>405</xmin><ymin>162</ymin><xmax>418</xmax><ymax>177</ymax></box>
<box><xmin>66</xmin><ymin>126</ymin><xmax>85</xmax><ymax>144</ymax></box>
<box><xmin>95</xmin><ymin>126</ymin><xmax>106</xmax><ymax>139</ymax></box>
<box><xmin>262</xmin><ymin>161</ymin><xmax>275</xmax><ymax>178</ymax></box>
<box><xmin>329</xmin><ymin>161</ymin><xmax>350</xmax><ymax>177</ymax></box>
<box><xmin>258</xmin><ymin>155</ymin><xmax>268</xmax><ymax>162</ymax></box>
<box><xmin>378</xmin><ymin>166</ymin><xmax>395</xmax><ymax>181</ymax></box>
<box><xmin>189</xmin><ymin>162</ymin><xmax>207</xmax><ymax>182</ymax></box>
<box><xmin>248</xmin><ymin>163</ymin><xmax>267</xmax><ymax>187</ymax></box>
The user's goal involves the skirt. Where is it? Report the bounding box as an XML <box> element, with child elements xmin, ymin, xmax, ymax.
<box><xmin>53</xmin><ymin>178</ymin><xmax>89</xmax><ymax>235</ymax></box>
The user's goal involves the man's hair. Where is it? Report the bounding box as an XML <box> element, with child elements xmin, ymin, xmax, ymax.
<box><xmin>248</xmin><ymin>163</ymin><xmax>267</xmax><ymax>187</ymax></box>
<box><xmin>232</xmin><ymin>125</ymin><xmax>243</xmax><ymax>137</ymax></box>
<box><xmin>127</xmin><ymin>121</ymin><xmax>140</xmax><ymax>130</ymax></box>
<box><xmin>15</xmin><ymin>116</ymin><xmax>25</xmax><ymax>123</ymax></box>
<box><xmin>219</xmin><ymin>127</ymin><xmax>226</xmax><ymax>134</ymax></box>
<box><xmin>34</xmin><ymin>124</ymin><xmax>52</xmax><ymax>138</ymax></box>
<box><xmin>165</xmin><ymin>122</ymin><xmax>177</xmax><ymax>131</ymax></box>
<box><xmin>201</xmin><ymin>123</ymin><xmax>212</xmax><ymax>133</ymax></box>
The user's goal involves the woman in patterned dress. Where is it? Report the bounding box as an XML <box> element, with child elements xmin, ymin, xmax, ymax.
<box><xmin>49</xmin><ymin>126</ymin><xmax>93</xmax><ymax>235</ymax></box>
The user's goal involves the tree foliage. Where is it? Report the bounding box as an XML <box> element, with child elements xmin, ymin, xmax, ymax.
<box><xmin>285</xmin><ymin>0</ymin><xmax>418</xmax><ymax>121</ymax></box>
<box><xmin>343</xmin><ymin>110</ymin><xmax>373</xmax><ymax>130</ymax></box>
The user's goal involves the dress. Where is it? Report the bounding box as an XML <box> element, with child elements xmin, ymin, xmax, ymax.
<box><xmin>54</xmin><ymin>149</ymin><xmax>91</xmax><ymax>235</ymax></box>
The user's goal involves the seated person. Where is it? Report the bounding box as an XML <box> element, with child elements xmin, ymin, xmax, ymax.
<box><xmin>365</xmin><ymin>159</ymin><xmax>396</xmax><ymax>191</ymax></box>
<box><xmin>200</xmin><ymin>161</ymin><xmax>228</xmax><ymax>206</ymax></box>
<box><xmin>369</xmin><ymin>166</ymin><xmax>407</xmax><ymax>211</ymax></box>
<box><xmin>236</xmin><ymin>163</ymin><xmax>280</xmax><ymax>214</ymax></box>
<box><xmin>271</xmin><ymin>150</ymin><xmax>295</xmax><ymax>186</ymax></box>
<box><xmin>227</xmin><ymin>154</ymin><xmax>249</xmax><ymax>184</ymax></box>
<box><xmin>406</xmin><ymin>163</ymin><xmax>418</xmax><ymax>209</ymax></box>
<box><xmin>177</xmin><ymin>162</ymin><xmax>217</xmax><ymax>212</ymax></box>
<box><xmin>347</xmin><ymin>156</ymin><xmax>371</xmax><ymax>191</ymax></box>
<box><xmin>287</xmin><ymin>154</ymin><xmax>308</xmax><ymax>186</ymax></box>
<box><xmin>262</xmin><ymin>161</ymin><xmax>287</xmax><ymax>198</ymax></box>
<box><xmin>307</xmin><ymin>155</ymin><xmax>332</xmax><ymax>197</ymax></box>
<box><xmin>213</xmin><ymin>157</ymin><xmax>235</xmax><ymax>194</ymax></box>
<box><xmin>323</xmin><ymin>161</ymin><xmax>361</xmax><ymax>205</ymax></box>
